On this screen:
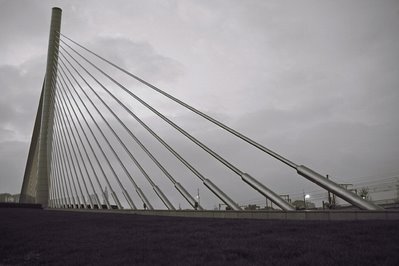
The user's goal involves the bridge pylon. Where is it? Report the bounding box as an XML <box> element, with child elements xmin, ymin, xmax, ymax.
<box><xmin>20</xmin><ymin>7</ymin><xmax>62</xmax><ymax>207</ymax></box>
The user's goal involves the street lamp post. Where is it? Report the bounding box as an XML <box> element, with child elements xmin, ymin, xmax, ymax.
<box><xmin>304</xmin><ymin>194</ymin><xmax>310</xmax><ymax>210</ymax></box>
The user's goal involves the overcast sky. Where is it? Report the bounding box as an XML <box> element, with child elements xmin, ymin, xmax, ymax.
<box><xmin>1</xmin><ymin>0</ymin><xmax>398</xmax><ymax>209</ymax></box>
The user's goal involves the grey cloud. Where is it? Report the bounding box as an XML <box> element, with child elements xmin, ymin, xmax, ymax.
<box><xmin>85</xmin><ymin>37</ymin><xmax>185</xmax><ymax>83</ymax></box>
<box><xmin>0</xmin><ymin>61</ymin><xmax>44</xmax><ymax>140</ymax></box>
<box><xmin>0</xmin><ymin>140</ymin><xmax>27</xmax><ymax>194</ymax></box>
<box><xmin>1</xmin><ymin>1</ymin><xmax>398</xmax><ymax>207</ymax></box>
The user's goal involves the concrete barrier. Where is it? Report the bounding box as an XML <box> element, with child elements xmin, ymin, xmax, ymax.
<box><xmin>0</xmin><ymin>203</ymin><xmax>42</xmax><ymax>209</ymax></box>
<box><xmin>48</xmin><ymin>208</ymin><xmax>399</xmax><ymax>221</ymax></box>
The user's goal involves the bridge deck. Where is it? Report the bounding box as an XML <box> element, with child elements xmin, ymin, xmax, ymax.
<box><xmin>50</xmin><ymin>208</ymin><xmax>399</xmax><ymax>221</ymax></box>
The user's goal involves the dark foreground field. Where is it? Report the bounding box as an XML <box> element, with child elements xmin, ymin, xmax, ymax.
<box><xmin>1</xmin><ymin>208</ymin><xmax>398</xmax><ymax>265</ymax></box>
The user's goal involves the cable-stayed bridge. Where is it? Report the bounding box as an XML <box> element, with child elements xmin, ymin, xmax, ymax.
<box><xmin>19</xmin><ymin>7</ymin><xmax>384</xmax><ymax>213</ymax></box>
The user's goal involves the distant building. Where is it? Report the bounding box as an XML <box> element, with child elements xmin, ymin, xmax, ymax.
<box><xmin>103</xmin><ymin>187</ymin><xmax>109</xmax><ymax>205</ymax></box>
<box><xmin>292</xmin><ymin>200</ymin><xmax>316</xmax><ymax>210</ymax></box>
<box><xmin>0</xmin><ymin>193</ymin><xmax>12</xmax><ymax>202</ymax></box>
<box><xmin>89</xmin><ymin>194</ymin><xmax>99</xmax><ymax>205</ymax></box>
<box><xmin>13</xmin><ymin>194</ymin><xmax>20</xmax><ymax>203</ymax></box>
<box><xmin>0</xmin><ymin>193</ymin><xmax>20</xmax><ymax>203</ymax></box>
<box><xmin>244</xmin><ymin>204</ymin><xmax>260</xmax><ymax>210</ymax></box>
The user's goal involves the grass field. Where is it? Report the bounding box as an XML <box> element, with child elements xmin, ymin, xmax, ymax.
<box><xmin>1</xmin><ymin>208</ymin><xmax>398</xmax><ymax>265</ymax></box>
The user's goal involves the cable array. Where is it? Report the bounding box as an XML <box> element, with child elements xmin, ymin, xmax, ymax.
<box><xmin>46</xmin><ymin>34</ymin><xmax>389</xmax><ymax>211</ymax></box>
<box><xmin>45</xmin><ymin>34</ymin><xmax>237</xmax><ymax>209</ymax></box>
<box><xmin>45</xmin><ymin>33</ymin><xmax>299</xmax><ymax>210</ymax></box>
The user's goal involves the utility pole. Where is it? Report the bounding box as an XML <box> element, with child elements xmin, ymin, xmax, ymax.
<box><xmin>103</xmin><ymin>186</ymin><xmax>109</xmax><ymax>205</ymax></box>
<box><xmin>396</xmin><ymin>177</ymin><xmax>399</xmax><ymax>202</ymax></box>
<box><xmin>326</xmin><ymin>175</ymin><xmax>332</xmax><ymax>206</ymax></box>
<box><xmin>197</xmin><ymin>188</ymin><xmax>200</xmax><ymax>205</ymax></box>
